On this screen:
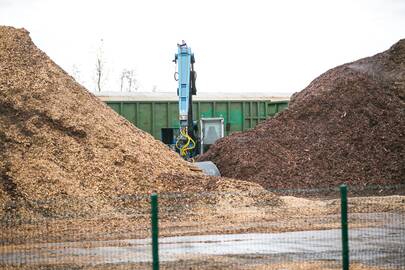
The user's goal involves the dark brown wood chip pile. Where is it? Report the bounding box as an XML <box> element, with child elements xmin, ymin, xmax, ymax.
<box><xmin>0</xmin><ymin>26</ymin><xmax>279</xmax><ymax>220</ymax></box>
<box><xmin>198</xmin><ymin>40</ymin><xmax>405</xmax><ymax>189</ymax></box>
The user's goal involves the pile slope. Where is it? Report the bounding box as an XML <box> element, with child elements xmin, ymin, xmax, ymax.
<box><xmin>199</xmin><ymin>40</ymin><xmax>405</xmax><ymax>189</ymax></box>
<box><xmin>0</xmin><ymin>26</ymin><xmax>278</xmax><ymax>220</ymax></box>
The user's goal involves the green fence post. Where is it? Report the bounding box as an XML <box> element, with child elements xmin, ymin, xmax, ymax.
<box><xmin>151</xmin><ymin>193</ymin><xmax>159</xmax><ymax>270</ymax></box>
<box><xmin>340</xmin><ymin>184</ymin><xmax>349</xmax><ymax>270</ymax></box>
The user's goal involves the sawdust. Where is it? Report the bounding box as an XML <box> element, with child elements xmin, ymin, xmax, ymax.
<box><xmin>247</xmin><ymin>262</ymin><xmax>388</xmax><ymax>270</ymax></box>
<box><xmin>280</xmin><ymin>195</ymin><xmax>405</xmax><ymax>216</ymax></box>
<box><xmin>0</xmin><ymin>26</ymin><xmax>278</xmax><ymax>221</ymax></box>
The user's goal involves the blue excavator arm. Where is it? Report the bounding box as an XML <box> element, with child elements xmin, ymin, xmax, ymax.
<box><xmin>173</xmin><ymin>41</ymin><xmax>197</xmax><ymax>158</ymax></box>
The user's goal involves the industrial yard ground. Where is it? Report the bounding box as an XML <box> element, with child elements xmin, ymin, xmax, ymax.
<box><xmin>1</xmin><ymin>193</ymin><xmax>404</xmax><ymax>269</ymax></box>
<box><xmin>0</xmin><ymin>26</ymin><xmax>404</xmax><ymax>269</ymax></box>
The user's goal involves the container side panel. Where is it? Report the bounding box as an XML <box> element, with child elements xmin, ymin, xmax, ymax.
<box><xmin>229</xmin><ymin>102</ymin><xmax>243</xmax><ymax>134</ymax></box>
<box><xmin>200</xmin><ymin>102</ymin><xmax>213</xmax><ymax>118</ymax></box>
<box><xmin>215</xmin><ymin>102</ymin><xmax>228</xmax><ymax>135</ymax></box>
<box><xmin>252</xmin><ymin>102</ymin><xmax>258</xmax><ymax>117</ymax></box>
<box><xmin>244</xmin><ymin>102</ymin><xmax>251</xmax><ymax>129</ymax></box>
<box><xmin>138</xmin><ymin>103</ymin><xmax>153</xmax><ymax>135</ymax></box>
<box><xmin>267</xmin><ymin>103</ymin><xmax>277</xmax><ymax>116</ymax></box>
<box><xmin>252</xmin><ymin>119</ymin><xmax>258</xmax><ymax>128</ymax></box>
<box><xmin>245</xmin><ymin>102</ymin><xmax>251</xmax><ymax>118</ymax></box>
<box><xmin>215</xmin><ymin>102</ymin><xmax>227</xmax><ymax>118</ymax></box>
<box><xmin>259</xmin><ymin>102</ymin><xmax>266</xmax><ymax>117</ymax></box>
<box><xmin>122</xmin><ymin>103</ymin><xmax>137</xmax><ymax>126</ymax></box>
<box><xmin>107</xmin><ymin>102</ymin><xmax>121</xmax><ymax>114</ymax></box>
<box><xmin>154</xmin><ymin>103</ymin><xmax>168</xmax><ymax>139</ymax></box>
<box><xmin>103</xmin><ymin>100</ymin><xmax>289</xmax><ymax>139</ymax></box>
<box><xmin>267</xmin><ymin>101</ymin><xmax>289</xmax><ymax>116</ymax></box>
<box><xmin>169</xmin><ymin>102</ymin><xmax>180</xmax><ymax>128</ymax></box>
<box><xmin>278</xmin><ymin>102</ymin><xmax>289</xmax><ymax>112</ymax></box>
<box><xmin>245</xmin><ymin>119</ymin><xmax>251</xmax><ymax>130</ymax></box>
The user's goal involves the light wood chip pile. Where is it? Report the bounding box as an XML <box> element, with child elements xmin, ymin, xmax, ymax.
<box><xmin>0</xmin><ymin>26</ymin><xmax>278</xmax><ymax>220</ymax></box>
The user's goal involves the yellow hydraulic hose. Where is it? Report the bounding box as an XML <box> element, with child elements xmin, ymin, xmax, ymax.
<box><xmin>176</xmin><ymin>127</ymin><xmax>196</xmax><ymax>157</ymax></box>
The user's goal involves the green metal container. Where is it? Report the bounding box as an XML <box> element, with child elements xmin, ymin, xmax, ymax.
<box><xmin>100</xmin><ymin>94</ymin><xmax>289</xmax><ymax>139</ymax></box>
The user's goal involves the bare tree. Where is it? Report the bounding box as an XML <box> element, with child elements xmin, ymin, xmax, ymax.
<box><xmin>120</xmin><ymin>69</ymin><xmax>138</xmax><ymax>92</ymax></box>
<box><xmin>95</xmin><ymin>39</ymin><xmax>106</xmax><ymax>92</ymax></box>
<box><xmin>120</xmin><ymin>71</ymin><xmax>125</xmax><ymax>92</ymax></box>
<box><xmin>70</xmin><ymin>64</ymin><xmax>81</xmax><ymax>83</ymax></box>
<box><xmin>96</xmin><ymin>59</ymin><xmax>102</xmax><ymax>92</ymax></box>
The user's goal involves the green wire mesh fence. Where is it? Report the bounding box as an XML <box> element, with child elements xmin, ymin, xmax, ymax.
<box><xmin>0</xmin><ymin>184</ymin><xmax>404</xmax><ymax>270</ymax></box>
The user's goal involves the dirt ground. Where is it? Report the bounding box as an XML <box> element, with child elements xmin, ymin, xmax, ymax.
<box><xmin>0</xmin><ymin>258</ymin><xmax>394</xmax><ymax>270</ymax></box>
<box><xmin>0</xmin><ymin>262</ymin><xmax>388</xmax><ymax>270</ymax></box>
<box><xmin>1</xmin><ymin>194</ymin><xmax>404</xmax><ymax>269</ymax></box>
<box><xmin>0</xmin><ymin>256</ymin><xmax>398</xmax><ymax>270</ymax></box>
<box><xmin>1</xmin><ymin>194</ymin><xmax>404</xmax><ymax>244</ymax></box>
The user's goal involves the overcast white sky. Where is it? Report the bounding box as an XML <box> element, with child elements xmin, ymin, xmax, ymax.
<box><xmin>1</xmin><ymin>0</ymin><xmax>404</xmax><ymax>95</ymax></box>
